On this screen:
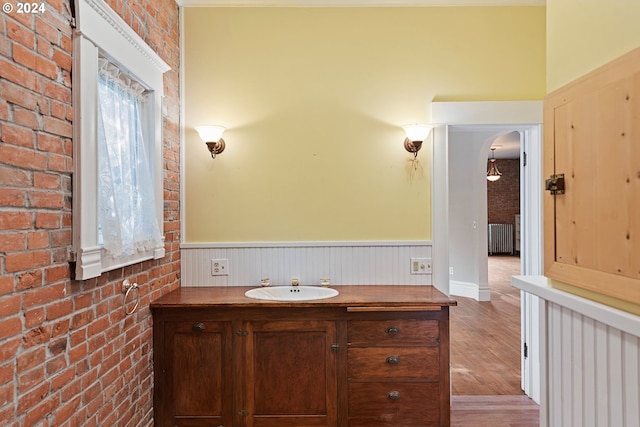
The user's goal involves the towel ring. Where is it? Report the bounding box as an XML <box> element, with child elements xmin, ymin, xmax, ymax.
<box><xmin>122</xmin><ymin>279</ymin><xmax>140</xmax><ymax>316</ymax></box>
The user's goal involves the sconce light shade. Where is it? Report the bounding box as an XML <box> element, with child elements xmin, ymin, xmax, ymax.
<box><xmin>195</xmin><ymin>125</ymin><xmax>226</xmax><ymax>159</ymax></box>
<box><xmin>402</xmin><ymin>124</ymin><xmax>433</xmax><ymax>157</ymax></box>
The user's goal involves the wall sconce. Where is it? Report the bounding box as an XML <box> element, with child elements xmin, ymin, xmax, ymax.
<box><xmin>195</xmin><ymin>125</ymin><xmax>226</xmax><ymax>159</ymax></box>
<box><xmin>487</xmin><ymin>147</ymin><xmax>502</xmax><ymax>182</ymax></box>
<box><xmin>402</xmin><ymin>124</ymin><xmax>433</xmax><ymax>158</ymax></box>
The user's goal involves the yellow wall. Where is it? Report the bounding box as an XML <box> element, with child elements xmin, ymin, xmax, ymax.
<box><xmin>546</xmin><ymin>1</ymin><xmax>640</xmax><ymax>314</ymax></box>
<box><xmin>184</xmin><ymin>7</ymin><xmax>545</xmax><ymax>242</ymax></box>
<box><xmin>547</xmin><ymin>0</ymin><xmax>640</xmax><ymax>92</ymax></box>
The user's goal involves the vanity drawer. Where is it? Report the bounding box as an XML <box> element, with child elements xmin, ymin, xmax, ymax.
<box><xmin>348</xmin><ymin>347</ymin><xmax>439</xmax><ymax>379</ymax></box>
<box><xmin>347</xmin><ymin>319</ymin><xmax>439</xmax><ymax>346</ymax></box>
<box><xmin>348</xmin><ymin>382</ymin><xmax>440</xmax><ymax>426</ymax></box>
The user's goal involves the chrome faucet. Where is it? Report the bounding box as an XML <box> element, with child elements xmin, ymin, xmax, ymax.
<box><xmin>291</xmin><ymin>278</ymin><xmax>300</xmax><ymax>286</ymax></box>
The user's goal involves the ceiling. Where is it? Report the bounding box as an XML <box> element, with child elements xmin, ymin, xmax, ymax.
<box><xmin>180</xmin><ymin>0</ymin><xmax>545</xmax><ymax>6</ymax></box>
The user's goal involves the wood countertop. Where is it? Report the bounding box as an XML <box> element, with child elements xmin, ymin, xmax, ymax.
<box><xmin>151</xmin><ymin>285</ymin><xmax>457</xmax><ymax>309</ymax></box>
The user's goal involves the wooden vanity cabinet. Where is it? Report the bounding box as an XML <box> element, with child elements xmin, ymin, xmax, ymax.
<box><xmin>153</xmin><ymin>319</ymin><xmax>234</xmax><ymax>427</ymax></box>
<box><xmin>152</xmin><ymin>287</ymin><xmax>454</xmax><ymax>427</ymax></box>
<box><xmin>346</xmin><ymin>315</ymin><xmax>449</xmax><ymax>427</ymax></box>
<box><xmin>242</xmin><ymin>319</ymin><xmax>338</xmax><ymax>426</ymax></box>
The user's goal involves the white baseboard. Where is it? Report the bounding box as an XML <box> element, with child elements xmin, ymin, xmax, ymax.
<box><xmin>450</xmin><ymin>280</ymin><xmax>491</xmax><ymax>301</ymax></box>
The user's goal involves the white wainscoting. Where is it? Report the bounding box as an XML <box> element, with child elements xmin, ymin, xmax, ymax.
<box><xmin>181</xmin><ymin>241</ymin><xmax>432</xmax><ymax>287</ymax></box>
<box><xmin>513</xmin><ymin>276</ymin><xmax>640</xmax><ymax>427</ymax></box>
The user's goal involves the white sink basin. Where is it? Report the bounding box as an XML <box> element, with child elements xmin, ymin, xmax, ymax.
<box><xmin>245</xmin><ymin>286</ymin><xmax>339</xmax><ymax>301</ymax></box>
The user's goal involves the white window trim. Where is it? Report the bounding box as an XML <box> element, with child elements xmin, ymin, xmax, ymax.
<box><xmin>72</xmin><ymin>0</ymin><xmax>170</xmax><ymax>280</ymax></box>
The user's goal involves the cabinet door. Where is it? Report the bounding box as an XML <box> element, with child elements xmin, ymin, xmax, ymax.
<box><xmin>242</xmin><ymin>320</ymin><xmax>338</xmax><ymax>427</ymax></box>
<box><xmin>544</xmin><ymin>46</ymin><xmax>640</xmax><ymax>305</ymax></box>
<box><xmin>163</xmin><ymin>321</ymin><xmax>233</xmax><ymax>427</ymax></box>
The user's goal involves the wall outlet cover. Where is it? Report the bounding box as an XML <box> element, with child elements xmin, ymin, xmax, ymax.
<box><xmin>410</xmin><ymin>258</ymin><xmax>432</xmax><ymax>275</ymax></box>
<box><xmin>211</xmin><ymin>259</ymin><xmax>229</xmax><ymax>276</ymax></box>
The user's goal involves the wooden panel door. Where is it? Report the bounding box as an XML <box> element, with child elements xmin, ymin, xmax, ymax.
<box><xmin>162</xmin><ymin>320</ymin><xmax>233</xmax><ymax>427</ymax></box>
<box><xmin>242</xmin><ymin>320</ymin><xmax>338</xmax><ymax>427</ymax></box>
<box><xmin>544</xmin><ymin>46</ymin><xmax>640</xmax><ymax>305</ymax></box>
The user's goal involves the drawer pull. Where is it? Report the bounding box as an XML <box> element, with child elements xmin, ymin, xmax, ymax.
<box><xmin>386</xmin><ymin>326</ymin><xmax>400</xmax><ymax>335</ymax></box>
<box><xmin>192</xmin><ymin>322</ymin><xmax>205</xmax><ymax>332</ymax></box>
<box><xmin>387</xmin><ymin>391</ymin><xmax>400</xmax><ymax>400</ymax></box>
<box><xmin>386</xmin><ymin>355</ymin><xmax>400</xmax><ymax>364</ymax></box>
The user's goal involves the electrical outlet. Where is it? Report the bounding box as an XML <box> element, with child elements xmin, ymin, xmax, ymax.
<box><xmin>211</xmin><ymin>259</ymin><xmax>228</xmax><ymax>276</ymax></box>
<box><xmin>410</xmin><ymin>258</ymin><xmax>432</xmax><ymax>275</ymax></box>
<box><xmin>449</xmin><ymin>267</ymin><xmax>454</xmax><ymax>275</ymax></box>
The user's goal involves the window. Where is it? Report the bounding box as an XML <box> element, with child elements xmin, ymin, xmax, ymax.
<box><xmin>72</xmin><ymin>0</ymin><xmax>169</xmax><ymax>279</ymax></box>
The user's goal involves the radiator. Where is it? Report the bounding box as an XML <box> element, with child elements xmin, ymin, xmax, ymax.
<box><xmin>488</xmin><ymin>224</ymin><xmax>513</xmax><ymax>255</ymax></box>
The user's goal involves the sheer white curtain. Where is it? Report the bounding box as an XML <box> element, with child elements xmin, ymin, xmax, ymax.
<box><xmin>97</xmin><ymin>58</ymin><xmax>163</xmax><ymax>259</ymax></box>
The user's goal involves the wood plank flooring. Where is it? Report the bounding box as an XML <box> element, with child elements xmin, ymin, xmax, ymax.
<box><xmin>451</xmin><ymin>395</ymin><xmax>539</xmax><ymax>427</ymax></box>
<box><xmin>450</xmin><ymin>255</ymin><xmax>539</xmax><ymax>426</ymax></box>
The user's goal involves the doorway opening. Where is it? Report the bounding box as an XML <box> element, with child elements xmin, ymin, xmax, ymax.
<box><xmin>430</xmin><ymin>101</ymin><xmax>543</xmax><ymax>402</ymax></box>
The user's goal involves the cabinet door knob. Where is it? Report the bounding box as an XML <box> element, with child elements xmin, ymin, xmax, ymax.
<box><xmin>386</xmin><ymin>355</ymin><xmax>400</xmax><ymax>364</ymax></box>
<box><xmin>192</xmin><ymin>322</ymin><xmax>205</xmax><ymax>332</ymax></box>
<box><xmin>387</xmin><ymin>391</ymin><xmax>401</xmax><ymax>400</ymax></box>
<box><xmin>386</xmin><ymin>326</ymin><xmax>400</xmax><ymax>335</ymax></box>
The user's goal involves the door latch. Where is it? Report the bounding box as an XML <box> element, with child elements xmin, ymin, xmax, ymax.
<box><xmin>545</xmin><ymin>173</ymin><xmax>565</xmax><ymax>195</ymax></box>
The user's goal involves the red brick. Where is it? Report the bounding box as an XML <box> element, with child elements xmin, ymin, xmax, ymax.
<box><xmin>52</xmin><ymin>48</ymin><xmax>71</xmax><ymax>71</ymax></box>
<box><xmin>0</xmin><ymin>276</ymin><xmax>14</xmax><ymax>297</ymax></box>
<box><xmin>0</xmin><ymin>165</ymin><xmax>32</xmax><ymax>187</ymax></box>
<box><xmin>0</xmin><ymin>383</ymin><xmax>14</xmax><ymax>408</ymax></box>
<box><xmin>50</xmin><ymin>319</ymin><xmax>70</xmax><ymax>337</ymax></box>
<box><xmin>17</xmin><ymin>270</ymin><xmax>43</xmax><ymax>290</ymax></box>
<box><xmin>35</xmin><ymin>211</ymin><xmax>61</xmax><ymax>229</ymax></box>
<box><xmin>0</xmin><ymin>144</ymin><xmax>47</xmax><ymax>170</ymax></box>
<box><xmin>1</xmin><ymin>122</ymin><xmax>36</xmax><ymax>148</ymax></box>
<box><xmin>0</xmin><ymin>363</ymin><xmax>13</xmax><ymax>387</ymax></box>
<box><xmin>50</xmin><ymin>366</ymin><xmax>74</xmax><ymax>393</ymax></box>
<box><xmin>27</xmin><ymin>231</ymin><xmax>49</xmax><ymax>249</ymax></box>
<box><xmin>0</xmin><ymin>232</ymin><xmax>26</xmax><ymax>252</ymax></box>
<box><xmin>29</xmin><ymin>190</ymin><xmax>64</xmax><ymax>209</ymax></box>
<box><xmin>53</xmin><ymin>395</ymin><xmax>81</xmax><ymax>425</ymax></box>
<box><xmin>23</xmin><ymin>395</ymin><xmax>58</xmax><ymax>426</ymax></box>
<box><xmin>36</xmin><ymin>36</ymin><xmax>52</xmax><ymax>59</ymax></box>
<box><xmin>13</xmin><ymin>107</ymin><xmax>40</xmax><ymax>128</ymax></box>
<box><xmin>24</xmin><ymin>307</ymin><xmax>45</xmax><ymax>328</ymax></box>
<box><xmin>45</xmin><ymin>264</ymin><xmax>69</xmax><ymax>283</ymax></box>
<box><xmin>22</xmin><ymin>326</ymin><xmax>50</xmax><ymax>349</ymax></box>
<box><xmin>0</xmin><ymin>79</ymin><xmax>40</xmax><ymax>108</ymax></box>
<box><xmin>23</xmin><ymin>283</ymin><xmax>66</xmax><ymax>308</ymax></box>
<box><xmin>5</xmin><ymin>250</ymin><xmax>50</xmax><ymax>272</ymax></box>
<box><xmin>46</xmin><ymin>353</ymin><xmax>66</xmax><ymax>373</ymax></box>
<box><xmin>0</xmin><ymin>294</ymin><xmax>21</xmax><ymax>318</ymax></box>
<box><xmin>0</xmin><ymin>317</ymin><xmax>22</xmax><ymax>340</ymax></box>
<box><xmin>51</xmin><ymin>101</ymin><xmax>66</xmax><ymax>120</ymax></box>
<box><xmin>35</xmin><ymin>55</ymin><xmax>58</xmax><ymax>79</ymax></box>
<box><xmin>6</xmin><ymin>20</ymin><xmax>35</xmax><ymax>48</ymax></box>
<box><xmin>0</xmin><ymin>188</ymin><xmax>27</xmax><ymax>207</ymax></box>
<box><xmin>68</xmin><ymin>342</ymin><xmax>87</xmax><ymax>364</ymax></box>
<box><xmin>12</xmin><ymin>43</ymin><xmax>37</xmax><ymax>70</ymax></box>
<box><xmin>17</xmin><ymin>348</ymin><xmax>46</xmax><ymax>373</ymax></box>
<box><xmin>33</xmin><ymin>172</ymin><xmax>61</xmax><ymax>189</ymax></box>
<box><xmin>18</xmin><ymin>366</ymin><xmax>45</xmax><ymax>392</ymax></box>
<box><xmin>36</xmin><ymin>133</ymin><xmax>66</xmax><ymax>155</ymax></box>
<box><xmin>35</xmin><ymin>17</ymin><xmax>59</xmax><ymax>45</ymax></box>
<box><xmin>0</xmin><ymin>211</ymin><xmax>32</xmax><ymax>231</ymax></box>
<box><xmin>50</xmin><ymin>229</ymin><xmax>71</xmax><ymax>247</ymax></box>
<box><xmin>43</xmin><ymin>80</ymin><xmax>71</xmax><ymax>104</ymax></box>
<box><xmin>71</xmin><ymin>310</ymin><xmax>94</xmax><ymax>330</ymax></box>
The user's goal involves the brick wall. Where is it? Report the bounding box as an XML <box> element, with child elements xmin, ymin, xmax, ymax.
<box><xmin>487</xmin><ymin>158</ymin><xmax>520</xmax><ymax>227</ymax></box>
<box><xmin>0</xmin><ymin>0</ymin><xmax>180</xmax><ymax>425</ymax></box>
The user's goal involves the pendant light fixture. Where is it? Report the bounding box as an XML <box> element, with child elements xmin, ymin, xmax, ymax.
<box><xmin>487</xmin><ymin>147</ymin><xmax>502</xmax><ymax>182</ymax></box>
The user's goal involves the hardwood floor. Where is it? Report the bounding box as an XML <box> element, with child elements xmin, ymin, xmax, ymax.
<box><xmin>450</xmin><ymin>255</ymin><xmax>539</xmax><ymax>426</ymax></box>
<box><xmin>451</xmin><ymin>395</ymin><xmax>539</xmax><ymax>427</ymax></box>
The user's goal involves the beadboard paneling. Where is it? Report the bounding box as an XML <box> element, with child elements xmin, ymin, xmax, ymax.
<box><xmin>547</xmin><ymin>301</ymin><xmax>639</xmax><ymax>427</ymax></box>
<box><xmin>513</xmin><ymin>276</ymin><xmax>640</xmax><ymax>427</ymax></box>
<box><xmin>181</xmin><ymin>242</ymin><xmax>432</xmax><ymax>287</ymax></box>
